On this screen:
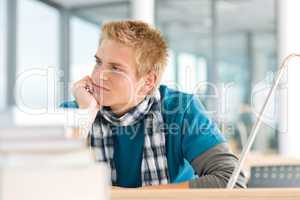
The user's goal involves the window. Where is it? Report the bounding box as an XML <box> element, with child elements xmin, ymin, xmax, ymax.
<box><xmin>70</xmin><ymin>16</ymin><xmax>99</xmax><ymax>84</ymax></box>
<box><xmin>217</xmin><ymin>34</ymin><xmax>247</xmax><ymax>122</ymax></box>
<box><xmin>178</xmin><ymin>53</ymin><xmax>197</xmax><ymax>93</ymax></box>
<box><xmin>161</xmin><ymin>49</ymin><xmax>176</xmax><ymax>87</ymax></box>
<box><xmin>196</xmin><ymin>57</ymin><xmax>207</xmax><ymax>93</ymax></box>
<box><xmin>0</xmin><ymin>0</ymin><xmax>6</xmax><ymax>111</ymax></box>
<box><xmin>16</xmin><ymin>0</ymin><xmax>59</xmax><ymax>111</ymax></box>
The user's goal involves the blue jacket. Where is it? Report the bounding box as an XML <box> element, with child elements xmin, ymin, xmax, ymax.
<box><xmin>60</xmin><ymin>85</ymin><xmax>226</xmax><ymax>187</ymax></box>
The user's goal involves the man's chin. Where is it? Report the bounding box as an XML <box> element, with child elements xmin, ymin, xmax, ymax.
<box><xmin>94</xmin><ymin>94</ymin><xmax>110</xmax><ymax>105</ymax></box>
<box><xmin>97</xmin><ymin>100</ymin><xmax>111</xmax><ymax>107</ymax></box>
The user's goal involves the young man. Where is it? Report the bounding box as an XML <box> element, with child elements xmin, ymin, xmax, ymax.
<box><xmin>61</xmin><ymin>20</ymin><xmax>246</xmax><ymax>188</ymax></box>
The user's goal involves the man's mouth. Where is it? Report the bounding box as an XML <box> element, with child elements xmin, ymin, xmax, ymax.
<box><xmin>92</xmin><ymin>82</ymin><xmax>110</xmax><ymax>92</ymax></box>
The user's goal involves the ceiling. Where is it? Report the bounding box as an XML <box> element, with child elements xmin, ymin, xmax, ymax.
<box><xmin>45</xmin><ymin>0</ymin><xmax>277</xmax><ymax>58</ymax></box>
<box><xmin>49</xmin><ymin>0</ymin><xmax>124</xmax><ymax>8</ymax></box>
<box><xmin>47</xmin><ymin>0</ymin><xmax>276</xmax><ymax>32</ymax></box>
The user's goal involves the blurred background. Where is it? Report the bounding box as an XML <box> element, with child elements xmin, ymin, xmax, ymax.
<box><xmin>0</xmin><ymin>0</ymin><xmax>300</xmax><ymax>168</ymax></box>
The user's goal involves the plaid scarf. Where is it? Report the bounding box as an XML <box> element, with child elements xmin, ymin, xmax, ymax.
<box><xmin>89</xmin><ymin>91</ymin><xmax>169</xmax><ymax>186</ymax></box>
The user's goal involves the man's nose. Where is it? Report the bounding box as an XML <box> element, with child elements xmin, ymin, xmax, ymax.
<box><xmin>94</xmin><ymin>65</ymin><xmax>110</xmax><ymax>81</ymax></box>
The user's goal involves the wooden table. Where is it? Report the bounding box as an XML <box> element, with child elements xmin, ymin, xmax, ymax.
<box><xmin>111</xmin><ymin>188</ymin><xmax>300</xmax><ymax>200</ymax></box>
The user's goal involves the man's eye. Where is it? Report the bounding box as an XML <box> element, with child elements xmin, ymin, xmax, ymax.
<box><xmin>111</xmin><ymin>66</ymin><xmax>119</xmax><ymax>71</ymax></box>
<box><xmin>95</xmin><ymin>60</ymin><xmax>102</xmax><ymax>65</ymax></box>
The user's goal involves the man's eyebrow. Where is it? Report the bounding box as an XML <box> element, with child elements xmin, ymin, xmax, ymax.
<box><xmin>94</xmin><ymin>55</ymin><xmax>127</xmax><ymax>69</ymax></box>
<box><xmin>109</xmin><ymin>61</ymin><xmax>126</xmax><ymax>68</ymax></box>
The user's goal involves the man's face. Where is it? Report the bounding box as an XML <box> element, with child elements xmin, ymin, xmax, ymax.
<box><xmin>91</xmin><ymin>39</ymin><xmax>144</xmax><ymax>112</ymax></box>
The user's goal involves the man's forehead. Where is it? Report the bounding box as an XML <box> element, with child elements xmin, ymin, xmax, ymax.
<box><xmin>96</xmin><ymin>40</ymin><xmax>137</xmax><ymax>69</ymax></box>
<box><xmin>98</xmin><ymin>39</ymin><xmax>132</xmax><ymax>55</ymax></box>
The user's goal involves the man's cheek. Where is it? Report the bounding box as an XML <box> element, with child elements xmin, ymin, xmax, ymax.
<box><xmin>118</xmin><ymin>86</ymin><xmax>133</xmax><ymax>101</ymax></box>
<box><xmin>116</xmin><ymin>80</ymin><xmax>133</xmax><ymax>93</ymax></box>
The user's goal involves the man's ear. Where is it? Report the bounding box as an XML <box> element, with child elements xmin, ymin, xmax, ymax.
<box><xmin>139</xmin><ymin>71</ymin><xmax>157</xmax><ymax>95</ymax></box>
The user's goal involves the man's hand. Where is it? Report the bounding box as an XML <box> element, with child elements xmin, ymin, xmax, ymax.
<box><xmin>71</xmin><ymin>76</ymin><xmax>101</xmax><ymax>140</ymax></box>
<box><xmin>72</xmin><ymin>76</ymin><xmax>99</xmax><ymax>109</ymax></box>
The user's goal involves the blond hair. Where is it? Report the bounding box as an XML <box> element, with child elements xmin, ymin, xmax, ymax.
<box><xmin>99</xmin><ymin>20</ymin><xmax>168</xmax><ymax>86</ymax></box>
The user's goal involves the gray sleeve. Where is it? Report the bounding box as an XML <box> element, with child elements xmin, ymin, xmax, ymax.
<box><xmin>188</xmin><ymin>143</ymin><xmax>247</xmax><ymax>188</ymax></box>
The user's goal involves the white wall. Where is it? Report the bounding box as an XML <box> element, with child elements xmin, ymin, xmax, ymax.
<box><xmin>278</xmin><ymin>0</ymin><xmax>300</xmax><ymax>158</ymax></box>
